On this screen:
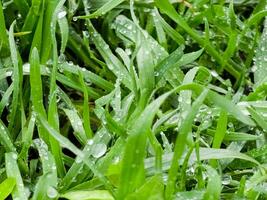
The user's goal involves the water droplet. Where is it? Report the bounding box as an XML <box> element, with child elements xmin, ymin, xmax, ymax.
<box><xmin>81</xmin><ymin>67</ymin><xmax>86</xmax><ymax>72</ymax></box>
<box><xmin>125</xmin><ymin>48</ymin><xmax>132</xmax><ymax>55</ymax></box>
<box><xmin>251</xmin><ymin>65</ymin><xmax>258</xmax><ymax>72</ymax></box>
<box><xmin>211</xmin><ymin>70</ymin><xmax>218</xmax><ymax>77</ymax></box>
<box><xmin>222</xmin><ymin>174</ymin><xmax>232</xmax><ymax>185</ymax></box>
<box><xmin>75</xmin><ymin>156</ymin><xmax>83</xmax><ymax>163</ymax></box>
<box><xmin>87</xmin><ymin>139</ymin><xmax>93</xmax><ymax>145</ymax></box>
<box><xmin>103</xmin><ymin>44</ymin><xmax>109</xmax><ymax>50</ymax></box>
<box><xmin>57</xmin><ymin>11</ymin><xmax>67</xmax><ymax>19</ymax></box>
<box><xmin>73</xmin><ymin>17</ymin><xmax>78</xmax><ymax>21</ymax></box>
<box><xmin>77</xmin><ymin>121</ymin><xmax>82</xmax><ymax>127</ymax></box>
<box><xmin>58</xmin><ymin>54</ymin><xmax>65</xmax><ymax>63</ymax></box>
<box><xmin>154</xmin><ymin>72</ymin><xmax>159</xmax><ymax>77</ymax></box>
<box><xmin>12</xmin><ymin>153</ymin><xmax>18</xmax><ymax>160</ymax></box>
<box><xmin>47</xmin><ymin>186</ymin><xmax>58</xmax><ymax>198</ymax></box>
<box><xmin>91</xmin><ymin>143</ymin><xmax>107</xmax><ymax>158</ymax></box>
<box><xmin>46</xmin><ymin>59</ymin><xmax>53</xmax><ymax>65</ymax></box>
<box><xmin>83</xmin><ymin>31</ymin><xmax>90</xmax><ymax>38</ymax></box>
<box><xmin>113</xmin><ymin>156</ymin><xmax>120</xmax><ymax>164</ymax></box>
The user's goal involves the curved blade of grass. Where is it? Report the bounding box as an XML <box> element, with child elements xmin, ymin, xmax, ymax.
<box><xmin>58</xmin><ymin>15</ymin><xmax>69</xmax><ymax>54</ymax></box>
<box><xmin>247</xmin><ymin>107</ymin><xmax>267</xmax><ymax>131</ymax></box>
<box><xmin>177</xmin><ymin>49</ymin><xmax>204</xmax><ymax>68</ymax></box>
<box><xmin>152</xmin><ymin>9</ymin><xmax>167</xmax><ymax>49</ymax></box>
<box><xmin>155</xmin><ymin>45</ymin><xmax>184</xmax><ymax>83</ymax></box>
<box><xmin>154</xmin><ymin>8</ymin><xmax>185</xmax><ymax>45</ymax></box>
<box><xmin>56</xmin><ymin>73</ymin><xmax>101</xmax><ymax>99</ymax></box>
<box><xmin>86</xmin><ymin>24</ymin><xmax>133</xmax><ymax>90</ymax></box>
<box><xmin>0</xmin><ymin>119</ymin><xmax>16</xmax><ymax>152</ymax></box>
<box><xmin>176</xmin><ymin>84</ymin><xmax>255</xmax><ymax>126</ymax></box>
<box><xmin>204</xmin><ymin>129</ymin><xmax>260</xmax><ymax>141</ymax></box>
<box><xmin>77</xmin><ymin>0</ymin><xmax>124</xmax><ymax>19</ymax></box>
<box><xmin>145</xmin><ymin>148</ymin><xmax>260</xmax><ymax>176</ymax></box>
<box><xmin>58</xmin><ymin>62</ymin><xmax>114</xmax><ymax>92</ymax></box>
<box><xmin>63</xmin><ymin>108</ymin><xmax>88</xmax><ymax>144</ymax></box>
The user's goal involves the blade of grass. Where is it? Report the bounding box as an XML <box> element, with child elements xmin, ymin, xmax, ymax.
<box><xmin>8</xmin><ymin>21</ymin><xmax>22</xmax><ymax>135</ymax></box>
<box><xmin>0</xmin><ymin>178</ymin><xmax>16</xmax><ymax>199</ymax></box>
<box><xmin>5</xmin><ymin>152</ymin><xmax>27</xmax><ymax>200</ymax></box>
<box><xmin>210</xmin><ymin>110</ymin><xmax>228</xmax><ymax>167</ymax></box>
<box><xmin>0</xmin><ymin>1</ymin><xmax>9</xmax><ymax>58</ymax></box>
<box><xmin>165</xmin><ymin>89</ymin><xmax>209</xmax><ymax>199</ymax></box>
<box><xmin>31</xmin><ymin>139</ymin><xmax>58</xmax><ymax>200</ymax></box>
<box><xmin>76</xmin><ymin>0</ymin><xmax>124</xmax><ymax>19</ymax></box>
<box><xmin>30</xmin><ymin>47</ymin><xmax>49</xmax><ymax>143</ymax></box>
<box><xmin>78</xmin><ymin>71</ymin><xmax>93</xmax><ymax>139</ymax></box>
<box><xmin>155</xmin><ymin>0</ymin><xmax>240</xmax><ymax>79</ymax></box>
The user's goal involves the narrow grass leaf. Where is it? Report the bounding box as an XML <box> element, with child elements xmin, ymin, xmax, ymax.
<box><xmin>32</xmin><ymin>139</ymin><xmax>58</xmax><ymax>200</ymax></box>
<box><xmin>0</xmin><ymin>1</ymin><xmax>9</xmax><ymax>58</ymax></box>
<box><xmin>77</xmin><ymin>0</ymin><xmax>124</xmax><ymax>19</ymax></box>
<box><xmin>62</xmin><ymin>190</ymin><xmax>114</xmax><ymax>200</ymax></box>
<box><xmin>0</xmin><ymin>178</ymin><xmax>16</xmax><ymax>200</ymax></box>
<box><xmin>166</xmin><ymin>89</ymin><xmax>209</xmax><ymax>199</ymax></box>
<box><xmin>117</xmin><ymin>91</ymin><xmax>172</xmax><ymax>199</ymax></box>
<box><xmin>5</xmin><ymin>152</ymin><xmax>27</xmax><ymax>200</ymax></box>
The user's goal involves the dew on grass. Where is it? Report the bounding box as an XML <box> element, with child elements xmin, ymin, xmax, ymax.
<box><xmin>222</xmin><ymin>174</ymin><xmax>232</xmax><ymax>185</ymax></box>
<box><xmin>75</xmin><ymin>156</ymin><xmax>83</xmax><ymax>164</ymax></box>
<box><xmin>58</xmin><ymin>54</ymin><xmax>66</xmax><ymax>63</ymax></box>
<box><xmin>57</xmin><ymin>11</ymin><xmax>67</xmax><ymax>19</ymax></box>
<box><xmin>83</xmin><ymin>31</ymin><xmax>90</xmax><ymax>38</ymax></box>
<box><xmin>91</xmin><ymin>143</ymin><xmax>107</xmax><ymax>158</ymax></box>
<box><xmin>12</xmin><ymin>153</ymin><xmax>17</xmax><ymax>160</ymax></box>
<box><xmin>47</xmin><ymin>186</ymin><xmax>58</xmax><ymax>198</ymax></box>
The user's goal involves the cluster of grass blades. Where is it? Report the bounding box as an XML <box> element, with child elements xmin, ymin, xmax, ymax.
<box><xmin>0</xmin><ymin>0</ymin><xmax>267</xmax><ymax>199</ymax></box>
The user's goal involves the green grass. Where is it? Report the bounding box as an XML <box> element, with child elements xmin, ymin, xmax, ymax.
<box><xmin>0</xmin><ymin>0</ymin><xmax>267</xmax><ymax>199</ymax></box>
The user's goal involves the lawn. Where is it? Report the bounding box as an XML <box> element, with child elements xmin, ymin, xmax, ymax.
<box><xmin>0</xmin><ymin>0</ymin><xmax>267</xmax><ymax>199</ymax></box>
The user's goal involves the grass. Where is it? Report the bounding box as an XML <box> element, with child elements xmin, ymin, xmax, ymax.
<box><xmin>0</xmin><ymin>0</ymin><xmax>267</xmax><ymax>199</ymax></box>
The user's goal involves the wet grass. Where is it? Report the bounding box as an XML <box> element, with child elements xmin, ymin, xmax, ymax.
<box><xmin>0</xmin><ymin>0</ymin><xmax>267</xmax><ymax>199</ymax></box>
